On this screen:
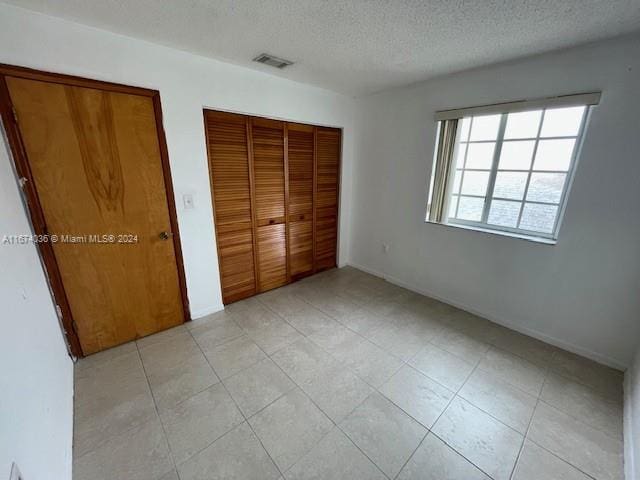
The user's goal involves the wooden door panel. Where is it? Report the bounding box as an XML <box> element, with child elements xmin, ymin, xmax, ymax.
<box><xmin>252</xmin><ymin>118</ymin><xmax>285</xmax><ymax>223</ymax></box>
<box><xmin>217</xmin><ymin>228</ymin><xmax>256</xmax><ymax>303</ymax></box>
<box><xmin>205</xmin><ymin>110</ymin><xmax>256</xmax><ymax>304</ymax></box>
<box><xmin>315</xmin><ymin>215</ymin><xmax>338</xmax><ymax>270</ymax></box>
<box><xmin>289</xmin><ymin>221</ymin><xmax>313</xmax><ymax>278</ymax></box>
<box><xmin>251</xmin><ymin>117</ymin><xmax>287</xmax><ymax>290</ymax></box>
<box><xmin>288</xmin><ymin>124</ymin><xmax>314</xmax><ymax>217</ymax></box>
<box><xmin>287</xmin><ymin>123</ymin><xmax>314</xmax><ymax>278</ymax></box>
<box><xmin>256</xmin><ymin>224</ymin><xmax>287</xmax><ymax>291</ymax></box>
<box><xmin>7</xmin><ymin>76</ymin><xmax>184</xmax><ymax>354</ymax></box>
<box><xmin>315</xmin><ymin>127</ymin><xmax>341</xmax><ymax>271</ymax></box>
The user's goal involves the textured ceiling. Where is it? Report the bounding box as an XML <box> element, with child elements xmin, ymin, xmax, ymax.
<box><xmin>5</xmin><ymin>0</ymin><xmax>640</xmax><ymax>95</ymax></box>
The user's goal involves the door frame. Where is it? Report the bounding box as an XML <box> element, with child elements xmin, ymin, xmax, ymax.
<box><xmin>0</xmin><ymin>63</ymin><xmax>191</xmax><ymax>357</ymax></box>
<box><xmin>203</xmin><ymin>108</ymin><xmax>342</xmax><ymax>304</ymax></box>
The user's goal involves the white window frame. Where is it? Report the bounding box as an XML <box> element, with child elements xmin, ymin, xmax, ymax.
<box><xmin>427</xmin><ymin>93</ymin><xmax>599</xmax><ymax>243</ymax></box>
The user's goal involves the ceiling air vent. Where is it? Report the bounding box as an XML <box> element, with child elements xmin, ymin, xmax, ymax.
<box><xmin>253</xmin><ymin>53</ymin><xmax>294</xmax><ymax>69</ymax></box>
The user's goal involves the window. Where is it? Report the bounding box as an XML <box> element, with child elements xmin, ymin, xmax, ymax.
<box><xmin>427</xmin><ymin>93</ymin><xmax>599</xmax><ymax>242</ymax></box>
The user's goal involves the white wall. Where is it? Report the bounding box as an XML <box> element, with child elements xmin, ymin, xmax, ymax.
<box><xmin>0</xmin><ymin>131</ymin><xmax>74</xmax><ymax>478</ymax></box>
<box><xmin>625</xmin><ymin>341</ymin><xmax>640</xmax><ymax>480</ymax></box>
<box><xmin>0</xmin><ymin>3</ymin><xmax>357</xmax><ymax>318</ymax></box>
<box><xmin>351</xmin><ymin>34</ymin><xmax>640</xmax><ymax>369</ymax></box>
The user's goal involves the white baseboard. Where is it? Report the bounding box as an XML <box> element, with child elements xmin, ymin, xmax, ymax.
<box><xmin>345</xmin><ymin>261</ymin><xmax>627</xmax><ymax>371</ymax></box>
<box><xmin>190</xmin><ymin>303</ymin><xmax>224</xmax><ymax>319</ymax></box>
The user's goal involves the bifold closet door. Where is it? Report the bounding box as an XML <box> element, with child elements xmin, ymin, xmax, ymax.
<box><xmin>250</xmin><ymin>117</ymin><xmax>288</xmax><ymax>291</ymax></box>
<box><xmin>315</xmin><ymin>127</ymin><xmax>341</xmax><ymax>270</ymax></box>
<box><xmin>287</xmin><ymin>123</ymin><xmax>314</xmax><ymax>279</ymax></box>
<box><xmin>205</xmin><ymin>110</ymin><xmax>257</xmax><ymax>304</ymax></box>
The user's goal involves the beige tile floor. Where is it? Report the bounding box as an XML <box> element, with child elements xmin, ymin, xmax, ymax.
<box><xmin>73</xmin><ymin>267</ymin><xmax>625</xmax><ymax>480</ymax></box>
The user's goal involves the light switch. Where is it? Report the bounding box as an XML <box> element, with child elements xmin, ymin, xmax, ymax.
<box><xmin>183</xmin><ymin>193</ymin><xmax>194</xmax><ymax>210</ymax></box>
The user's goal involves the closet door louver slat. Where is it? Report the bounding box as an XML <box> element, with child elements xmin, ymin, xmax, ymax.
<box><xmin>287</xmin><ymin>123</ymin><xmax>315</xmax><ymax>279</ymax></box>
<box><xmin>205</xmin><ymin>110</ymin><xmax>257</xmax><ymax>304</ymax></box>
<box><xmin>315</xmin><ymin>127</ymin><xmax>341</xmax><ymax>271</ymax></box>
<box><xmin>251</xmin><ymin>117</ymin><xmax>288</xmax><ymax>292</ymax></box>
<box><xmin>205</xmin><ymin>110</ymin><xmax>340</xmax><ymax>303</ymax></box>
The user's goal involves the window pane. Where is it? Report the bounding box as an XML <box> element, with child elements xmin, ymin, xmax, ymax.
<box><xmin>488</xmin><ymin>199</ymin><xmax>521</xmax><ymax>227</ymax></box>
<box><xmin>461</xmin><ymin>170</ymin><xmax>490</xmax><ymax>196</ymax></box>
<box><xmin>454</xmin><ymin>143</ymin><xmax>467</xmax><ymax>168</ymax></box>
<box><xmin>504</xmin><ymin>110</ymin><xmax>542</xmax><ymax>139</ymax></box>
<box><xmin>448</xmin><ymin>195</ymin><xmax>459</xmax><ymax>218</ymax></box>
<box><xmin>519</xmin><ymin>203</ymin><xmax>558</xmax><ymax>233</ymax></box>
<box><xmin>526</xmin><ymin>173</ymin><xmax>566</xmax><ymax>203</ymax></box>
<box><xmin>533</xmin><ymin>139</ymin><xmax>575</xmax><ymax>171</ymax></box>
<box><xmin>540</xmin><ymin>106</ymin><xmax>585</xmax><ymax>137</ymax></box>
<box><xmin>493</xmin><ymin>171</ymin><xmax>528</xmax><ymax>200</ymax></box>
<box><xmin>469</xmin><ymin>114</ymin><xmax>501</xmax><ymax>141</ymax></box>
<box><xmin>452</xmin><ymin>169</ymin><xmax>462</xmax><ymax>194</ymax></box>
<box><xmin>457</xmin><ymin>196</ymin><xmax>485</xmax><ymax>221</ymax></box>
<box><xmin>459</xmin><ymin>118</ymin><xmax>471</xmax><ymax>141</ymax></box>
<box><xmin>466</xmin><ymin>142</ymin><xmax>495</xmax><ymax>169</ymax></box>
<box><xmin>498</xmin><ymin>140</ymin><xmax>535</xmax><ymax>170</ymax></box>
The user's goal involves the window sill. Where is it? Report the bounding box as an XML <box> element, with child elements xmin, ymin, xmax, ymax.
<box><xmin>425</xmin><ymin>220</ymin><xmax>557</xmax><ymax>245</ymax></box>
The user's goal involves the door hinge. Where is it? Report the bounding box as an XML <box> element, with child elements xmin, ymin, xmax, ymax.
<box><xmin>18</xmin><ymin>176</ymin><xmax>28</xmax><ymax>188</ymax></box>
<box><xmin>72</xmin><ymin>320</ymin><xmax>79</xmax><ymax>333</ymax></box>
<box><xmin>11</xmin><ymin>106</ymin><xmax>18</xmax><ymax>124</ymax></box>
<box><xmin>55</xmin><ymin>304</ymin><xmax>63</xmax><ymax>319</ymax></box>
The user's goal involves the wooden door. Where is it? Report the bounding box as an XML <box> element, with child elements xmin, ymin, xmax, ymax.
<box><xmin>205</xmin><ymin>110</ymin><xmax>257</xmax><ymax>304</ymax></box>
<box><xmin>315</xmin><ymin>127</ymin><xmax>341</xmax><ymax>271</ymax></box>
<box><xmin>6</xmin><ymin>76</ymin><xmax>186</xmax><ymax>355</ymax></box>
<box><xmin>287</xmin><ymin>123</ymin><xmax>314</xmax><ymax>279</ymax></box>
<box><xmin>250</xmin><ymin>117</ymin><xmax>288</xmax><ymax>292</ymax></box>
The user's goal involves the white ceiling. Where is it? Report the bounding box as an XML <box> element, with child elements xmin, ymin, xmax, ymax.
<box><xmin>5</xmin><ymin>0</ymin><xmax>640</xmax><ymax>95</ymax></box>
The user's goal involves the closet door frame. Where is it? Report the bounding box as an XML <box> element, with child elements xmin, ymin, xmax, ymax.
<box><xmin>0</xmin><ymin>63</ymin><xmax>191</xmax><ymax>358</ymax></box>
<box><xmin>204</xmin><ymin>108</ymin><xmax>342</xmax><ymax>302</ymax></box>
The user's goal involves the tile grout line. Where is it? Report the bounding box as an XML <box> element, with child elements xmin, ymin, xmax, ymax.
<box><xmin>522</xmin><ymin>437</ymin><xmax>599</xmax><ymax>480</ymax></box>
<box><xmin>246</xmin><ymin>271</ymin><xmax>623</xmax><ymax>394</ymax></box>
<box><xmin>276</xmin><ymin>286</ymin><xmax>418</xmax><ymax>389</ymax></box>
<box><xmin>524</xmin><ymin>397</ymin><xmax>619</xmax><ymax>480</ymax></box>
<box><xmin>508</xmin><ymin>362</ymin><xmax>551</xmax><ymax>480</ymax></box>
<box><xmin>393</xmin><ymin>353</ymin><xmax>496</xmax><ymax>480</ymax></box>
<box><xmin>74</xmin><ymin>269</ymin><xmax>623</xmax><ymax>480</ymax></box>
<box><xmin>229</xmin><ymin>298</ymin><xmax>343</xmax><ymax>429</ymax></box>
<box><xmin>207</xmin><ymin>273</ymin><xmax>622</xmax><ymax>478</ymax></box>
<box><xmin>253</xmin><ymin>290</ymin><xmax>396</xmax><ymax>478</ymax></box>
<box><xmin>511</xmin><ymin>367</ymin><xmax>617</xmax><ymax>480</ymax></box>
<box><xmin>390</xmin><ymin>430</ymin><xmax>429</xmax><ymax>480</ymax></box>
<box><xmin>134</xmin><ymin>340</ymin><xmax>183</xmax><ymax>480</ymax></box>
<box><xmin>72</xmin><ymin>347</ymin><xmax>156</xmax><ymax>463</ymax></box>
<box><xmin>185</xmin><ymin>325</ymin><xmax>286</xmax><ymax>480</ymax></box>
<box><xmin>250</xmin><ymin>274</ymin><xmax>623</xmax><ymax>478</ymax></box>
<box><xmin>248</xmin><ymin>284</ymin><xmax>619</xmax><ymax>480</ymax></box>
<box><xmin>535</xmin><ymin>397</ymin><xmax>623</xmax><ymax>443</ymax></box>
<box><xmin>333</xmin><ymin>416</ymin><xmax>396</xmax><ymax>480</ymax></box>
<box><xmin>258</xmin><ymin>279</ymin><xmax>511</xmax><ymax>479</ymax></box>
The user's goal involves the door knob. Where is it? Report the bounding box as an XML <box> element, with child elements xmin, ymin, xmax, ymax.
<box><xmin>159</xmin><ymin>231</ymin><xmax>173</xmax><ymax>240</ymax></box>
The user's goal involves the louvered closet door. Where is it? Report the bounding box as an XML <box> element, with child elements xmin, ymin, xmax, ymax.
<box><xmin>315</xmin><ymin>127</ymin><xmax>341</xmax><ymax>270</ymax></box>
<box><xmin>287</xmin><ymin>123</ymin><xmax>314</xmax><ymax>279</ymax></box>
<box><xmin>251</xmin><ymin>117</ymin><xmax>288</xmax><ymax>291</ymax></box>
<box><xmin>205</xmin><ymin>110</ymin><xmax>257</xmax><ymax>304</ymax></box>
